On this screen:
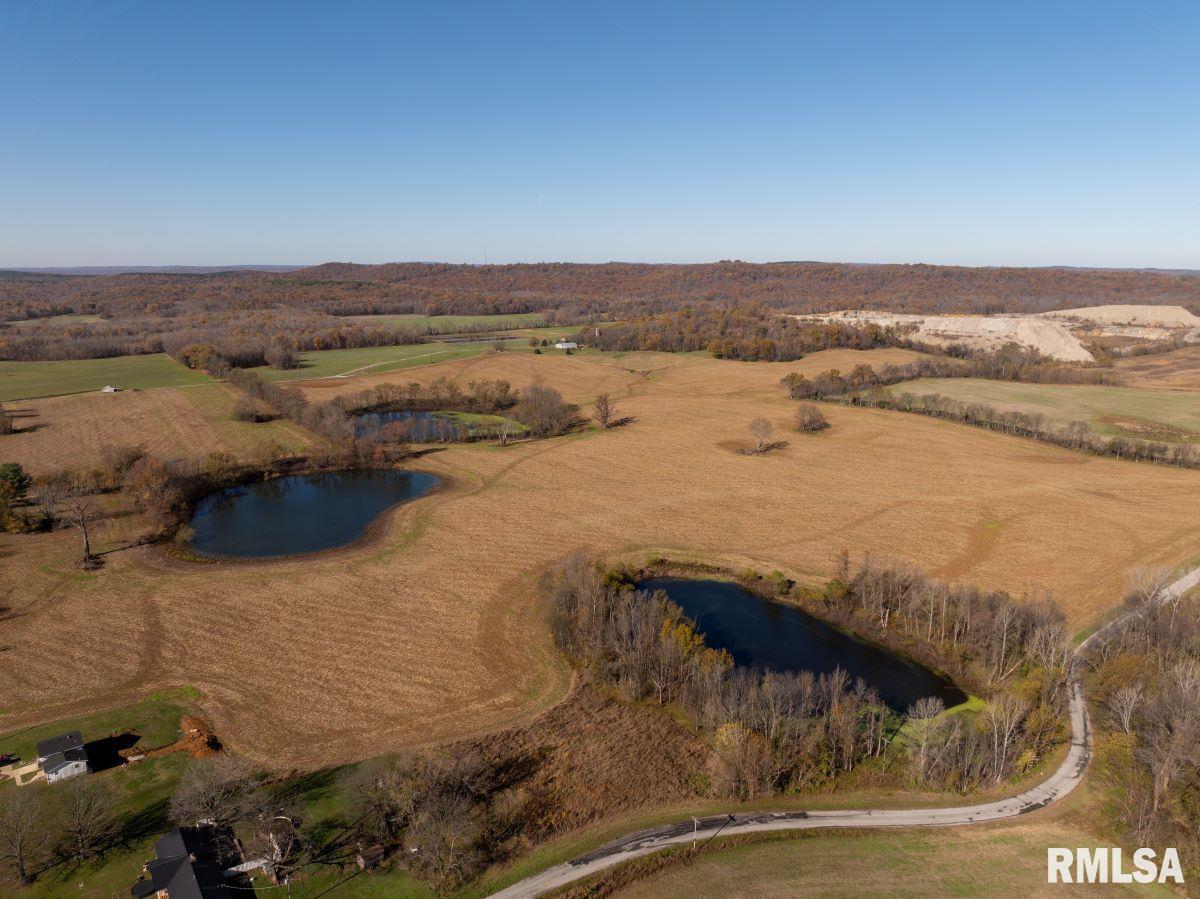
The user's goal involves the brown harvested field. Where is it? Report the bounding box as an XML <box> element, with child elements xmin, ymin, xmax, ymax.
<box><xmin>2</xmin><ymin>349</ymin><xmax>1199</xmax><ymax>770</ymax></box>
<box><xmin>1111</xmin><ymin>345</ymin><xmax>1200</xmax><ymax>391</ymax></box>
<box><xmin>0</xmin><ymin>382</ymin><xmax>323</xmax><ymax>475</ymax></box>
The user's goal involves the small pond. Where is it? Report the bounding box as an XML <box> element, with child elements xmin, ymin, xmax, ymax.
<box><xmin>641</xmin><ymin>577</ymin><xmax>966</xmax><ymax>712</ymax></box>
<box><xmin>187</xmin><ymin>469</ymin><xmax>438</xmax><ymax>558</ymax></box>
<box><xmin>354</xmin><ymin>409</ymin><xmax>518</xmax><ymax>442</ymax></box>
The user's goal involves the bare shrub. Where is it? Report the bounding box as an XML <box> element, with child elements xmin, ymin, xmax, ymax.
<box><xmin>513</xmin><ymin>384</ymin><xmax>574</xmax><ymax>437</ymax></box>
<box><xmin>793</xmin><ymin>403</ymin><xmax>829</xmax><ymax>433</ymax></box>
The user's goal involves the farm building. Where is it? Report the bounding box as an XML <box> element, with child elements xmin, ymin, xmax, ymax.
<box><xmin>131</xmin><ymin>826</ymin><xmax>233</xmax><ymax>898</ymax></box>
<box><xmin>554</xmin><ymin>340</ymin><xmax>578</xmax><ymax>350</ymax></box>
<box><xmin>36</xmin><ymin>730</ymin><xmax>90</xmax><ymax>783</ymax></box>
<box><xmin>101</xmin><ymin>385</ymin><xmax>122</xmax><ymax>393</ymax></box>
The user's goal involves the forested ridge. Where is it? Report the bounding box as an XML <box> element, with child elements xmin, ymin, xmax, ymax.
<box><xmin>2</xmin><ymin>261</ymin><xmax>1199</xmax><ymax>362</ymax></box>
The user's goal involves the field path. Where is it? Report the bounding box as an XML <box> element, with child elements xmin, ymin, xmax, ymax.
<box><xmin>488</xmin><ymin>566</ymin><xmax>1199</xmax><ymax>898</ymax></box>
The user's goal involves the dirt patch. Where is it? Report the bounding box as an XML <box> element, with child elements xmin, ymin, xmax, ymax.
<box><xmin>461</xmin><ymin>683</ymin><xmax>705</xmax><ymax>835</ymax></box>
<box><xmin>1096</xmin><ymin>415</ymin><xmax>1200</xmax><ymax>443</ymax></box>
<box><xmin>1111</xmin><ymin>345</ymin><xmax>1200</xmax><ymax>391</ymax></box>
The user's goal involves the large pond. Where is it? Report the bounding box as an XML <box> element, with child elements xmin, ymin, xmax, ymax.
<box><xmin>641</xmin><ymin>577</ymin><xmax>966</xmax><ymax>712</ymax></box>
<box><xmin>187</xmin><ymin>469</ymin><xmax>438</xmax><ymax>558</ymax></box>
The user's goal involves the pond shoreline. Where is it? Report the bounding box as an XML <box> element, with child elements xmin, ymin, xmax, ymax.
<box><xmin>157</xmin><ymin>463</ymin><xmax>449</xmax><ymax>566</ymax></box>
<box><xmin>627</xmin><ymin>558</ymin><xmax>974</xmax><ymax>708</ymax></box>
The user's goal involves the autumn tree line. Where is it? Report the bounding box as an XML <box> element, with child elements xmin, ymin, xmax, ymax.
<box><xmin>230</xmin><ymin>371</ymin><xmax>576</xmax><ymax>444</ymax></box>
<box><xmin>779</xmin><ymin>352</ymin><xmax>1200</xmax><ymax>469</ymax></box>
<box><xmin>582</xmin><ymin>304</ymin><xmax>921</xmax><ymax>361</ymax></box>
<box><xmin>547</xmin><ymin>556</ymin><xmax>1068</xmax><ymax>799</ymax></box>
<box><xmin>1084</xmin><ymin>578</ymin><xmax>1200</xmax><ymax>876</ymax></box>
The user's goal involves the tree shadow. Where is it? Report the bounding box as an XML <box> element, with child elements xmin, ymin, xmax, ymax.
<box><xmin>97</xmin><ymin>537</ymin><xmax>152</xmax><ymax>558</ymax></box>
<box><xmin>742</xmin><ymin>440</ymin><xmax>790</xmax><ymax>455</ymax></box>
<box><xmin>609</xmin><ymin>415</ymin><xmax>637</xmax><ymax>428</ymax></box>
<box><xmin>270</xmin><ymin>766</ymin><xmax>348</xmax><ymax>807</ymax></box>
<box><xmin>85</xmin><ymin>732</ymin><xmax>141</xmax><ymax>771</ymax></box>
<box><xmin>115</xmin><ymin>797</ymin><xmax>171</xmax><ymax>847</ymax></box>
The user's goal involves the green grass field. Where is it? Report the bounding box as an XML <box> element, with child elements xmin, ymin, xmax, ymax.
<box><xmin>888</xmin><ymin>378</ymin><xmax>1200</xmax><ymax>443</ymax></box>
<box><xmin>0</xmin><ymin>690</ymin><xmax>194</xmax><ymax>766</ymax></box>
<box><xmin>8</xmin><ymin>314</ymin><xmax>105</xmax><ymax>328</ymax></box>
<box><xmin>0</xmin><ymin>353</ymin><xmax>212</xmax><ymax>401</ymax></box>
<box><xmin>246</xmin><ymin>341</ymin><xmax>516</xmax><ymax>381</ymax></box>
<box><xmin>346</xmin><ymin>312</ymin><xmax>547</xmax><ymax>332</ymax></box>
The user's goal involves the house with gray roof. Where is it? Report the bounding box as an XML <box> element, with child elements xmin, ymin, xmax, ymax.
<box><xmin>130</xmin><ymin>827</ymin><xmax>233</xmax><ymax>898</ymax></box>
<box><xmin>36</xmin><ymin>731</ymin><xmax>90</xmax><ymax>783</ymax></box>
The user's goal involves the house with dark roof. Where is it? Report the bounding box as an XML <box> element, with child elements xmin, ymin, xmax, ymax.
<box><xmin>130</xmin><ymin>827</ymin><xmax>232</xmax><ymax>898</ymax></box>
<box><xmin>35</xmin><ymin>731</ymin><xmax>90</xmax><ymax>783</ymax></box>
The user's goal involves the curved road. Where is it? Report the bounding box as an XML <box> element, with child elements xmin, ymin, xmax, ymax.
<box><xmin>490</xmin><ymin>567</ymin><xmax>1199</xmax><ymax>898</ymax></box>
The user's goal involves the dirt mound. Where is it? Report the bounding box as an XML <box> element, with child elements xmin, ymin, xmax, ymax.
<box><xmin>799</xmin><ymin>311</ymin><xmax>1093</xmax><ymax>362</ymax></box>
<box><xmin>128</xmin><ymin>715</ymin><xmax>223</xmax><ymax>761</ymax></box>
<box><xmin>1039</xmin><ymin>304</ymin><xmax>1200</xmax><ymax>328</ymax></box>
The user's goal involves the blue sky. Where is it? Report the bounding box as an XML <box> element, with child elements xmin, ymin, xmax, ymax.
<box><xmin>2</xmin><ymin>1</ymin><xmax>1198</xmax><ymax>267</ymax></box>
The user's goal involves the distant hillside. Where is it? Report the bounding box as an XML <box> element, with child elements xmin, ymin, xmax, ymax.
<box><xmin>4</xmin><ymin>260</ymin><xmax>1200</xmax><ymax>363</ymax></box>
<box><xmin>0</xmin><ymin>269</ymin><xmax>73</xmax><ymax>281</ymax></box>
<box><xmin>288</xmin><ymin>261</ymin><xmax>1200</xmax><ymax>314</ymax></box>
<box><xmin>4</xmin><ymin>264</ymin><xmax>306</xmax><ymax>276</ymax></box>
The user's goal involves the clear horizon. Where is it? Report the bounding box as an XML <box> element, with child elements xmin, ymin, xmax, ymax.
<box><xmin>6</xmin><ymin>259</ymin><xmax>1200</xmax><ymax>272</ymax></box>
<box><xmin>3</xmin><ymin>1</ymin><xmax>1198</xmax><ymax>268</ymax></box>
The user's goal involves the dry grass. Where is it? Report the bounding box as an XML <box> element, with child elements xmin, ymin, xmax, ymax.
<box><xmin>2</xmin><ymin>348</ymin><xmax>1198</xmax><ymax>770</ymax></box>
<box><xmin>1111</xmin><ymin>345</ymin><xmax>1200</xmax><ymax>391</ymax></box>
<box><xmin>610</xmin><ymin>820</ymin><xmax>1172</xmax><ymax>898</ymax></box>
<box><xmin>463</xmin><ymin>683</ymin><xmax>705</xmax><ymax>833</ymax></box>
<box><xmin>0</xmin><ymin>382</ymin><xmax>322</xmax><ymax>474</ymax></box>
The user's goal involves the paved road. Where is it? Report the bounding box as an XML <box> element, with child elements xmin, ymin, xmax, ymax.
<box><xmin>489</xmin><ymin>567</ymin><xmax>1198</xmax><ymax>898</ymax></box>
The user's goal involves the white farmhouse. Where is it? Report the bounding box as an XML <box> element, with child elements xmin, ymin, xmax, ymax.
<box><xmin>554</xmin><ymin>340</ymin><xmax>578</xmax><ymax>350</ymax></box>
<box><xmin>36</xmin><ymin>731</ymin><xmax>90</xmax><ymax>783</ymax></box>
<box><xmin>101</xmin><ymin>385</ymin><xmax>121</xmax><ymax>393</ymax></box>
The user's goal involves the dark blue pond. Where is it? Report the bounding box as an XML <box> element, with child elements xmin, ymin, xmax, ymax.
<box><xmin>188</xmin><ymin>469</ymin><xmax>438</xmax><ymax>558</ymax></box>
<box><xmin>641</xmin><ymin>578</ymin><xmax>966</xmax><ymax>712</ymax></box>
<box><xmin>355</xmin><ymin>410</ymin><xmax>451</xmax><ymax>442</ymax></box>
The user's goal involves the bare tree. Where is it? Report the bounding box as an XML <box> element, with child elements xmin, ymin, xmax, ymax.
<box><xmin>984</xmin><ymin>692</ymin><xmax>1029</xmax><ymax>782</ymax></box>
<box><xmin>41</xmin><ymin>479</ymin><xmax>103</xmax><ymax>567</ymax></box>
<box><xmin>264</xmin><ymin>343</ymin><xmax>298</xmax><ymax>370</ymax></box>
<box><xmin>1138</xmin><ymin>661</ymin><xmax>1200</xmax><ymax>810</ymax></box>
<box><xmin>497</xmin><ymin>417</ymin><xmax>515</xmax><ymax>446</ymax></box>
<box><xmin>1106</xmin><ymin>682</ymin><xmax>1144</xmax><ymax>734</ymax></box>
<box><xmin>0</xmin><ymin>403</ymin><xmax>14</xmax><ymax>436</ymax></box>
<box><xmin>171</xmin><ymin>757</ymin><xmax>263</xmax><ymax>849</ymax></box>
<box><xmin>513</xmin><ymin>384</ymin><xmax>573</xmax><ymax>437</ymax></box>
<box><xmin>1127</xmin><ymin>566</ymin><xmax>1173</xmax><ymax>607</ymax></box>
<box><xmin>406</xmin><ymin>791</ymin><xmax>484</xmax><ymax>886</ymax></box>
<box><xmin>247</xmin><ymin>806</ymin><xmax>308</xmax><ymax>884</ymax></box>
<box><xmin>56</xmin><ymin>778</ymin><xmax>116</xmax><ymax>861</ymax></box>
<box><xmin>748</xmin><ymin>416</ymin><xmax>773</xmax><ymax>453</ymax></box>
<box><xmin>0</xmin><ymin>788</ymin><xmax>48</xmax><ymax>885</ymax></box>
<box><xmin>905</xmin><ymin>696</ymin><xmax>945</xmax><ymax>783</ymax></box>
<box><xmin>793</xmin><ymin>404</ymin><xmax>829</xmax><ymax>433</ymax></box>
<box><xmin>592</xmin><ymin>393</ymin><xmax>614</xmax><ymax>429</ymax></box>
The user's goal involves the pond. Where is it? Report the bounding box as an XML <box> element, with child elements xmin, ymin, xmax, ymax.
<box><xmin>354</xmin><ymin>409</ymin><xmax>520</xmax><ymax>442</ymax></box>
<box><xmin>187</xmin><ymin>469</ymin><xmax>438</xmax><ymax>558</ymax></box>
<box><xmin>641</xmin><ymin>577</ymin><xmax>966</xmax><ymax>712</ymax></box>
